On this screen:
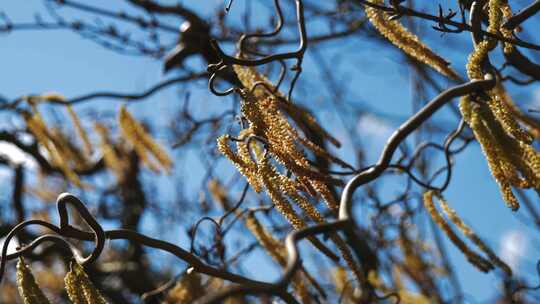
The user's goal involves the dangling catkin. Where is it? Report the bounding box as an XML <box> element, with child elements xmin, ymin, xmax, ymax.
<box><xmin>423</xmin><ymin>191</ymin><xmax>494</xmax><ymax>272</ymax></box>
<box><xmin>118</xmin><ymin>106</ymin><xmax>172</xmax><ymax>173</ymax></box>
<box><xmin>461</xmin><ymin>0</ymin><xmax>540</xmax><ymax>210</ymax></box>
<box><xmin>94</xmin><ymin>123</ymin><xmax>126</xmax><ymax>180</ymax></box>
<box><xmin>434</xmin><ymin>192</ymin><xmax>512</xmax><ymax>275</ymax></box>
<box><xmin>66</xmin><ymin>105</ymin><xmax>93</xmax><ymax>156</ymax></box>
<box><xmin>65</xmin><ymin>262</ymin><xmax>108</xmax><ymax>304</ymax></box>
<box><xmin>364</xmin><ymin>0</ymin><xmax>460</xmax><ymax>80</ymax></box>
<box><xmin>16</xmin><ymin>258</ymin><xmax>51</xmax><ymax>304</ymax></box>
<box><xmin>23</xmin><ymin>111</ymin><xmax>83</xmax><ymax>187</ymax></box>
<box><xmin>244</xmin><ymin>211</ymin><xmax>313</xmax><ymax>303</ymax></box>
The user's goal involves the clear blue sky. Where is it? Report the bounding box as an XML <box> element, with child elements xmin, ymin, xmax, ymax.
<box><xmin>1</xmin><ymin>1</ymin><xmax>539</xmax><ymax>302</ymax></box>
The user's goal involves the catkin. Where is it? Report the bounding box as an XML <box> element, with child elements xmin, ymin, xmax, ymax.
<box><xmin>23</xmin><ymin>111</ymin><xmax>83</xmax><ymax>187</ymax></box>
<box><xmin>364</xmin><ymin>0</ymin><xmax>460</xmax><ymax>80</ymax></box>
<box><xmin>65</xmin><ymin>262</ymin><xmax>108</xmax><ymax>304</ymax></box>
<box><xmin>462</xmin><ymin>0</ymin><xmax>540</xmax><ymax>210</ymax></box>
<box><xmin>244</xmin><ymin>212</ymin><xmax>313</xmax><ymax>303</ymax></box>
<box><xmin>164</xmin><ymin>271</ymin><xmax>204</xmax><ymax>303</ymax></box>
<box><xmin>489</xmin><ymin>84</ymin><xmax>532</xmax><ymax>144</ymax></box>
<box><xmin>423</xmin><ymin>191</ymin><xmax>494</xmax><ymax>272</ymax></box>
<box><xmin>16</xmin><ymin>258</ymin><xmax>51</xmax><ymax>304</ymax></box>
<box><xmin>257</xmin><ymin>156</ymin><xmax>340</xmax><ymax>262</ymax></box>
<box><xmin>216</xmin><ymin>135</ymin><xmax>263</xmax><ymax>192</ymax></box>
<box><xmin>225</xmin><ymin>64</ymin><xmax>364</xmax><ymax>283</ymax></box>
<box><xmin>66</xmin><ymin>105</ymin><xmax>93</xmax><ymax>156</ymax></box>
<box><xmin>94</xmin><ymin>123</ymin><xmax>126</xmax><ymax>180</ymax></box>
<box><xmin>469</xmin><ymin>110</ymin><xmax>520</xmax><ymax>210</ymax></box>
<box><xmin>434</xmin><ymin>192</ymin><xmax>512</xmax><ymax>275</ymax></box>
<box><xmin>119</xmin><ymin>106</ymin><xmax>172</xmax><ymax>173</ymax></box>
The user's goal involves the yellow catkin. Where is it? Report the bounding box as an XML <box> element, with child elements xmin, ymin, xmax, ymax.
<box><xmin>16</xmin><ymin>258</ymin><xmax>51</xmax><ymax>304</ymax></box>
<box><xmin>23</xmin><ymin>112</ymin><xmax>83</xmax><ymax>187</ymax></box>
<box><xmin>364</xmin><ymin>0</ymin><xmax>460</xmax><ymax>80</ymax></box>
<box><xmin>234</xmin><ymin>64</ymin><xmax>341</xmax><ymax>148</ymax></box>
<box><xmin>164</xmin><ymin>271</ymin><xmax>204</xmax><ymax>303</ymax></box>
<box><xmin>466</xmin><ymin>0</ymin><xmax>501</xmax><ymax>79</ymax></box>
<box><xmin>94</xmin><ymin>123</ymin><xmax>126</xmax><ymax>180</ymax></box>
<box><xmin>49</xmin><ymin>128</ymin><xmax>87</xmax><ymax>169</ymax></box>
<box><xmin>258</xmin><ymin>156</ymin><xmax>308</xmax><ymax>230</ymax></box>
<box><xmin>257</xmin><ymin>156</ymin><xmax>339</xmax><ymax>262</ymax></box>
<box><xmin>216</xmin><ymin>135</ymin><xmax>263</xmax><ymax>192</ymax></box>
<box><xmin>482</xmin><ymin>105</ymin><xmax>540</xmax><ymax>188</ymax></box>
<box><xmin>118</xmin><ymin>106</ymin><xmax>172</xmax><ymax>172</ymax></box>
<box><xmin>280</xmin><ymin>101</ymin><xmax>341</xmax><ymax>147</ymax></box>
<box><xmin>66</xmin><ymin>105</ymin><xmax>93</xmax><ymax>156</ymax></box>
<box><xmin>297</xmin><ymin>136</ymin><xmax>350</xmax><ymax>168</ymax></box>
<box><xmin>469</xmin><ymin>111</ymin><xmax>520</xmax><ymax>210</ymax></box>
<box><xmin>244</xmin><ymin>212</ymin><xmax>312</xmax><ymax>303</ymax></box>
<box><xmin>65</xmin><ymin>262</ymin><xmax>108</xmax><ymax>304</ymax></box>
<box><xmin>463</xmin><ymin>0</ymin><xmax>537</xmax><ymax>209</ymax></box>
<box><xmin>423</xmin><ymin>191</ymin><xmax>494</xmax><ymax>272</ymax></box>
<box><xmin>489</xmin><ymin>84</ymin><xmax>532</xmax><ymax>144</ymax></box>
<box><xmin>499</xmin><ymin>88</ymin><xmax>540</xmax><ymax>141</ymax></box>
<box><xmin>245</xmin><ymin>212</ymin><xmax>286</xmax><ymax>264</ymax></box>
<box><xmin>227</xmin><ymin>65</ymin><xmax>365</xmax><ymax>284</ymax></box>
<box><xmin>522</xmin><ymin>144</ymin><xmax>540</xmax><ymax>186</ymax></box>
<box><xmin>234</xmin><ymin>65</ymin><xmax>342</xmax><ymax>167</ymax></box>
<box><xmin>275</xmin><ymin>172</ymin><xmax>363</xmax><ymax>284</ymax></box>
<box><xmin>500</xmin><ymin>2</ymin><xmax>515</xmax><ymax>53</ymax></box>
<box><xmin>434</xmin><ymin>192</ymin><xmax>512</xmax><ymax>275</ymax></box>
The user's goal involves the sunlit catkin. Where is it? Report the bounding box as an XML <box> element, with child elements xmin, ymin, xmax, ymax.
<box><xmin>469</xmin><ymin>110</ymin><xmax>520</xmax><ymax>210</ymax></box>
<box><xmin>257</xmin><ymin>156</ymin><xmax>339</xmax><ymax>262</ymax></box>
<box><xmin>364</xmin><ymin>0</ymin><xmax>459</xmax><ymax>80</ymax></box>
<box><xmin>119</xmin><ymin>105</ymin><xmax>172</xmax><ymax>173</ymax></box>
<box><xmin>23</xmin><ymin>111</ymin><xmax>83</xmax><ymax>187</ymax></box>
<box><xmin>66</xmin><ymin>105</ymin><xmax>93</xmax><ymax>156</ymax></box>
<box><xmin>244</xmin><ymin>212</ymin><xmax>313</xmax><ymax>304</ymax></box>
<box><xmin>489</xmin><ymin>84</ymin><xmax>532</xmax><ymax>144</ymax></box>
<box><xmin>16</xmin><ymin>258</ymin><xmax>51</xmax><ymax>304</ymax></box>
<box><xmin>216</xmin><ymin>135</ymin><xmax>262</xmax><ymax>192</ymax></box>
<box><xmin>94</xmin><ymin>123</ymin><xmax>126</xmax><ymax>180</ymax></box>
<box><xmin>423</xmin><ymin>191</ymin><xmax>494</xmax><ymax>272</ymax></box>
<box><xmin>462</xmin><ymin>0</ymin><xmax>536</xmax><ymax>210</ymax></box>
<box><xmin>500</xmin><ymin>2</ymin><xmax>515</xmax><ymax>53</ymax></box>
<box><xmin>65</xmin><ymin>262</ymin><xmax>108</xmax><ymax>304</ymax></box>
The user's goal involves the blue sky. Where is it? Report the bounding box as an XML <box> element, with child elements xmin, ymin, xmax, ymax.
<box><xmin>1</xmin><ymin>0</ymin><xmax>540</xmax><ymax>302</ymax></box>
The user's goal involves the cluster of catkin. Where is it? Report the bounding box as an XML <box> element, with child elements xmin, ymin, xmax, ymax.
<box><xmin>23</xmin><ymin>95</ymin><xmax>93</xmax><ymax>187</ymax></box>
<box><xmin>363</xmin><ymin>0</ymin><xmax>460</xmax><ymax>80</ymax></box>
<box><xmin>207</xmin><ymin>179</ymin><xmax>326</xmax><ymax>301</ymax></box>
<box><xmin>164</xmin><ymin>270</ymin><xmax>248</xmax><ymax>304</ymax></box>
<box><xmin>16</xmin><ymin>258</ymin><xmax>108</xmax><ymax>304</ymax></box>
<box><xmin>245</xmin><ymin>211</ymin><xmax>317</xmax><ymax>303</ymax></box>
<box><xmin>23</xmin><ymin>95</ymin><xmax>173</xmax><ymax>186</ymax></box>
<box><xmin>217</xmin><ymin>65</ymin><xmax>364</xmax><ymax>284</ymax></box>
<box><xmin>461</xmin><ymin>0</ymin><xmax>540</xmax><ymax>211</ymax></box>
<box><xmin>424</xmin><ymin>191</ymin><xmax>511</xmax><ymax>275</ymax></box>
<box><xmin>118</xmin><ymin>106</ymin><xmax>172</xmax><ymax>174</ymax></box>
